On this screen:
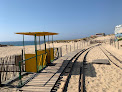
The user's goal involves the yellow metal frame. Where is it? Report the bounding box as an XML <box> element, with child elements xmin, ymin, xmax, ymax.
<box><xmin>25</xmin><ymin>53</ymin><xmax>47</xmax><ymax>72</ymax></box>
<box><xmin>15</xmin><ymin>32</ymin><xmax>58</xmax><ymax>36</ymax></box>
<box><xmin>39</xmin><ymin>48</ymin><xmax>54</xmax><ymax>64</ymax></box>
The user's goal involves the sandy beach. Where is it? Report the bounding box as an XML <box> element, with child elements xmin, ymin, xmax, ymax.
<box><xmin>0</xmin><ymin>41</ymin><xmax>86</xmax><ymax>58</ymax></box>
<box><xmin>0</xmin><ymin>35</ymin><xmax>122</xmax><ymax>92</ymax></box>
<box><xmin>85</xmin><ymin>46</ymin><xmax>122</xmax><ymax>92</ymax></box>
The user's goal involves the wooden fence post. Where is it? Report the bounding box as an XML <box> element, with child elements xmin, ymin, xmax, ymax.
<box><xmin>70</xmin><ymin>45</ymin><xmax>71</xmax><ymax>52</ymax></box>
<box><xmin>66</xmin><ymin>45</ymin><xmax>68</xmax><ymax>53</ymax></box>
<box><xmin>60</xmin><ymin>47</ymin><xmax>62</xmax><ymax>57</ymax></box>
<box><xmin>80</xmin><ymin>41</ymin><xmax>81</xmax><ymax>49</ymax></box>
<box><xmin>109</xmin><ymin>39</ymin><xmax>111</xmax><ymax>45</ymax></box>
<box><xmin>74</xmin><ymin>42</ymin><xmax>75</xmax><ymax>50</ymax></box>
<box><xmin>82</xmin><ymin>41</ymin><xmax>83</xmax><ymax>48</ymax></box>
<box><xmin>118</xmin><ymin>41</ymin><xmax>119</xmax><ymax>49</ymax></box>
<box><xmin>61</xmin><ymin>47</ymin><xmax>62</xmax><ymax>57</ymax></box>
<box><xmin>77</xmin><ymin>42</ymin><xmax>78</xmax><ymax>49</ymax></box>
<box><xmin>0</xmin><ymin>72</ymin><xmax>1</xmax><ymax>87</ymax></box>
<box><xmin>57</xmin><ymin>48</ymin><xmax>59</xmax><ymax>58</ymax></box>
<box><xmin>114</xmin><ymin>40</ymin><xmax>116</xmax><ymax>48</ymax></box>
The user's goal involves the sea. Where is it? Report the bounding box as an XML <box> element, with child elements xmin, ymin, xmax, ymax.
<box><xmin>0</xmin><ymin>41</ymin><xmax>45</xmax><ymax>46</ymax></box>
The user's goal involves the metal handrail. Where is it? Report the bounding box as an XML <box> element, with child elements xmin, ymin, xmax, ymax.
<box><xmin>18</xmin><ymin>52</ymin><xmax>47</xmax><ymax>87</ymax></box>
<box><xmin>19</xmin><ymin>52</ymin><xmax>47</xmax><ymax>63</ymax></box>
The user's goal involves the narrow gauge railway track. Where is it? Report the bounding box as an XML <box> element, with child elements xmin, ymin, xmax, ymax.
<box><xmin>99</xmin><ymin>46</ymin><xmax>122</xmax><ymax>69</ymax></box>
<box><xmin>51</xmin><ymin>45</ymin><xmax>97</xmax><ymax>92</ymax></box>
<box><xmin>62</xmin><ymin>49</ymin><xmax>87</xmax><ymax>92</ymax></box>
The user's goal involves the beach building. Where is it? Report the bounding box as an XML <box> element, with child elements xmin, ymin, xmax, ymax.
<box><xmin>95</xmin><ymin>33</ymin><xmax>105</xmax><ymax>37</ymax></box>
<box><xmin>115</xmin><ymin>24</ymin><xmax>122</xmax><ymax>40</ymax></box>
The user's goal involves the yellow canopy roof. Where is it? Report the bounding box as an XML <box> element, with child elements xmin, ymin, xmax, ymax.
<box><xmin>15</xmin><ymin>32</ymin><xmax>58</xmax><ymax>36</ymax></box>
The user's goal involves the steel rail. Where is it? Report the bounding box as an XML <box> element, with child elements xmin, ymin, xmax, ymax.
<box><xmin>50</xmin><ymin>49</ymin><xmax>84</xmax><ymax>92</ymax></box>
<box><xmin>102</xmin><ymin>46</ymin><xmax>122</xmax><ymax>63</ymax></box>
<box><xmin>79</xmin><ymin>49</ymin><xmax>92</xmax><ymax>92</ymax></box>
<box><xmin>99</xmin><ymin>47</ymin><xmax>122</xmax><ymax>69</ymax></box>
<box><xmin>61</xmin><ymin>50</ymin><xmax>86</xmax><ymax>92</ymax></box>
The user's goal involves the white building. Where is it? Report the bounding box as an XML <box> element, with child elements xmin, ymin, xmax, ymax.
<box><xmin>115</xmin><ymin>24</ymin><xmax>122</xmax><ymax>34</ymax></box>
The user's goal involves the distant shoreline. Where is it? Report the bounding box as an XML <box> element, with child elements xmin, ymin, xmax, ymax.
<box><xmin>0</xmin><ymin>37</ymin><xmax>92</xmax><ymax>47</ymax></box>
<box><xmin>0</xmin><ymin>41</ymin><xmax>44</xmax><ymax>46</ymax></box>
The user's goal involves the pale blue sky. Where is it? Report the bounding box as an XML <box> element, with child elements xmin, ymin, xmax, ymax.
<box><xmin>0</xmin><ymin>0</ymin><xmax>122</xmax><ymax>41</ymax></box>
